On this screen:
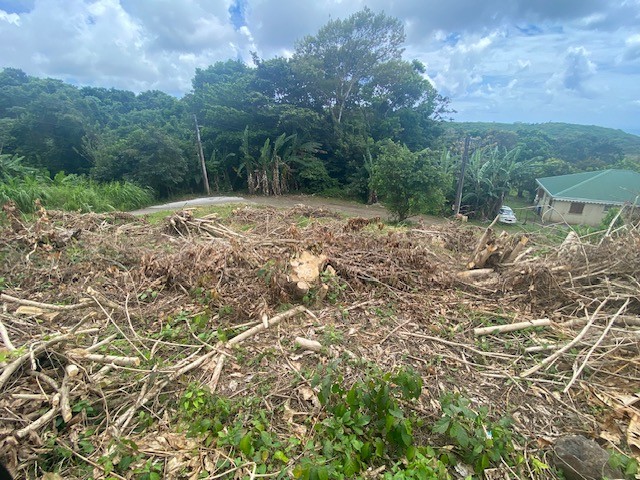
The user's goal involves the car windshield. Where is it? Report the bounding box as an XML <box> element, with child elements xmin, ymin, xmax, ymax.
<box><xmin>500</xmin><ymin>207</ymin><xmax>513</xmax><ymax>214</ymax></box>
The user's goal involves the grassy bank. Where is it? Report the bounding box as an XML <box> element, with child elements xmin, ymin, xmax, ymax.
<box><xmin>0</xmin><ymin>173</ymin><xmax>155</xmax><ymax>213</ymax></box>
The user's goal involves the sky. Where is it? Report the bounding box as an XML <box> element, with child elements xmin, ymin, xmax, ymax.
<box><xmin>0</xmin><ymin>0</ymin><xmax>639</xmax><ymax>134</ymax></box>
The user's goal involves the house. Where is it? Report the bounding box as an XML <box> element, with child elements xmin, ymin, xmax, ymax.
<box><xmin>535</xmin><ymin>169</ymin><xmax>640</xmax><ymax>226</ymax></box>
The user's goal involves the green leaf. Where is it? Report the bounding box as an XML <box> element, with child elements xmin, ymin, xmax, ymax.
<box><xmin>343</xmin><ymin>457</ymin><xmax>358</xmax><ymax>476</ymax></box>
<box><xmin>238</xmin><ymin>433</ymin><xmax>253</xmax><ymax>456</ymax></box>
<box><xmin>433</xmin><ymin>417</ymin><xmax>450</xmax><ymax>434</ymax></box>
<box><xmin>351</xmin><ymin>438</ymin><xmax>364</xmax><ymax>451</ymax></box>
<box><xmin>450</xmin><ymin>423</ymin><xmax>469</xmax><ymax>448</ymax></box>
<box><xmin>406</xmin><ymin>445</ymin><xmax>416</xmax><ymax>461</ymax></box>
<box><xmin>317</xmin><ymin>466</ymin><xmax>329</xmax><ymax>480</ymax></box>
<box><xmin>274</xmin><ymin>450</ymin><xmax>289</xmax><ymax>463</ymax></box>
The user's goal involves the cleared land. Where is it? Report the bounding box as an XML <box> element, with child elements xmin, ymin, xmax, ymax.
<box><xmin>0</xmin><ymin>202</ymin><xmax>638</xmax><ymax>479</ymax></box>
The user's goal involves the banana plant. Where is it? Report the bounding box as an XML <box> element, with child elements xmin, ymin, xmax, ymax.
<box><xmin>235</xmin><ymin>126</ymin><xmax>256</xmax><ymax>194</ymax></box>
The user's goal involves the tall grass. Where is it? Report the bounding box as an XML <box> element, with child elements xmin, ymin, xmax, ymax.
<box><xmin>0</xmin><ymin>173</ymin><xmax>155</xmax><ymax>213</ymax></box>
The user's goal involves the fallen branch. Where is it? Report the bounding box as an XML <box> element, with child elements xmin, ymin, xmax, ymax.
<box><xmin>474</xmin><ymin>318</ymin><xmax>551</xmax><ymax>336</ymax></box>
<box><xmin>456</xmin><ymin>268</ymin><xmax>496</xmax><ymax>281</ymax></box>
<box><xmin>0</xmin><ymin>317</ymin><xmax>16</xmax><ymax>350</ymax></box>
<box><xmin>65</xmin><ymin>350</ymin><xmax>141</xmax><ymax>367</ymax></box>
<box><xmin>208</xmin><ymin>354</ymin><xmax>226</xmax><ymax>393</ymax></box>
<box><xmin>562</xmin><ymin>299</ymin><xmax>629</xmax><ymax>393</ymax></box>
<box><xmin>295</xmin><ymin>337</ymin><xmax>323</xmax><ymax>353</ymax></box>
<box><xmin>60</xmin><ymin>367</ymin><xmax>73</xmax><ymax>423</ymax></box>
<box><xmin>113</xmin><ymin>348</ymin><xmax>219</xmax><ymax>431</ymax></box>
<box><xmin>0</xmin><ymin>328</ymin><xmax>99</xmax><ymax>390</ymax></box>
<box><xmin>208</xmin><ymin>306</ymin><xmax>312</xmax><ymax>393</ymax></box>
<box><xmin>228</xmin><ymin>305</ymin><xmax>310</xmax><ymax>346</ymax></box>
<box><xmin>520</xmin><ymin>298</ymin><xmax>610</xmax><ymax>378</ymax></box>
<box><xmin>15</xmin><ymin>393</ymin><xmax>60</xmax><ymax>439</ymax></box>
<box><xmin>1</xmin><ymin>293</ymin><xmax>92</xmax><ymax>311</ymax></box>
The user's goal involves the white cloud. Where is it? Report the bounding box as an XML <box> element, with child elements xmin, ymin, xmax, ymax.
<box><xmin>561</xmin><ymin>46</ymin><xmax>597</xmax><ymax>91</ymax></box>
<box><xmin>0</xmin><ymin>9</ymin><xmax>20</xmax><ymax>25</ymax></box>
<box><xmin>624</xmin><ymin>34</ymin><xmax>640</xmax><ymax>61</ymax></box>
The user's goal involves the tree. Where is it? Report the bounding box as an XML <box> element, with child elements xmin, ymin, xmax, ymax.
<box><xmin>370</xmin><ymin>140</ymin><xmax>448</xmax><ymax>221</ymax></box>
<box><xmin>293</xmin><ymin>7</ymin><xmax>405</xmax><ymax>124</ymax></box>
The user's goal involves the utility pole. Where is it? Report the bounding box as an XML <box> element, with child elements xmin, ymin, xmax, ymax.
<box><xmin>194</xmin><ymin>114</ymin><xmax>210</xmax><ymax>196</ymax></box>
<box><xmin>453</xmin><ymin>136</ymin><xmax>470</xmax><ymax>216</ymax></box>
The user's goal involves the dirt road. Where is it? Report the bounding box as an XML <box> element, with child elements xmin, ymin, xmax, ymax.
<box><xmin>132</xmin><ymin>194</ymin><xmax>445</xmax><ymax>223</ymax></box>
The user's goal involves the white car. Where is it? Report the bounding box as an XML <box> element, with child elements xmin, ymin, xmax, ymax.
<box><xmin>498</xmin><ymin>205</ymin><xmax>517</xmax><ymax>224</ymax></box>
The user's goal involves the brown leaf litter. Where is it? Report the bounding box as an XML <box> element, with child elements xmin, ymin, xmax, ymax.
<box><xmin>0</xmin><ymin>202</ymin><xmax>638</xmax><ymax>479</ymax></box>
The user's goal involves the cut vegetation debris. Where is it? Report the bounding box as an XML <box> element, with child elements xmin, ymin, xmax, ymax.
<box><xmin>0</xmin><ymin>202</ymin><xmax>638</xmax><ymax>479</ymax></box>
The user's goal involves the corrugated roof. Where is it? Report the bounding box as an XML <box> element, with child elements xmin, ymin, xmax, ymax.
<box><xmin>536</xmin><ymin>169</ymin><xmax>640</xmax><ymax>204</ymax></box>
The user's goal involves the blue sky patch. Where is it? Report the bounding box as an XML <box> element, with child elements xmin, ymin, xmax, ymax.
<box><xmin>229</xmin><ymin>0</ymin><xmax>246</xmax><ymax>30</ymax></box>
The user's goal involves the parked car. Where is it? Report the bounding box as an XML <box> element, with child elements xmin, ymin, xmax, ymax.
<box><xmin>498</xmin><ymin>205</ymin><xmax>517</xmax><ymax>224</ymax></box>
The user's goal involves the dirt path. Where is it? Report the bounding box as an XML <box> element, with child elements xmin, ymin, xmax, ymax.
<box><xmin>133</xmin><ymin>194</ymin><xmax>446</xmax><ymax>224</ymax></box>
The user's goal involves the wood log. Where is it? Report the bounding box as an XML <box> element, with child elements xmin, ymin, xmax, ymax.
<box><xmin>467</xmin><ymin>244</ymin><xmax>498</xmax><ymax>269</ymax></box>
<box><xmin>471</xmin><ymin>215</ymin><xmax>500</xmax><ymax>260</ymax></box>
<box><xmin>457</xmin><ymin>268</ymin><xmax>496</xmax><ymax>281</ymax></box>
<box><xmin>474</xmin><ymin>318</ymin><xmax>551</xmax><ymax>336</ymax></box>
<box><xmin>505</xmin><ymin>236</ymin><xmax>529</xmax><ymax>263</ymax></box>
<box><xmin>294</xmin><ymin>337</ymin><xmax>323</xmax><ymax>352</ymax></box>
<box><xmin>65</xmin><ymin>350</ymin><xmax>141</xmax><ymax>367</ymax></box>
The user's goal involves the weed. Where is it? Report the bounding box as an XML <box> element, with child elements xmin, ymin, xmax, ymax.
<box><xmin>320</xmin><ymin>269</ymin><xmax>348</xmax><ymax>304</ymax></box>
<box><xmin>322</xmin><ymin>325</ymin><xmax>344</xmax><ymax>344</ymax></box>
<box><xmin>137</xmin><ymin>288</ymin><xmax>159</xmax><ymax>302</ymax></box>
<box><xmin>293</xmin><ymin>364</ymin><xmax>424</xmax><ymax>478</ymax></box>
<box><xmin>608</xmin><ymin>451</ymin><xmax>639</xmax><ymax>478</ymax></box>
<box><xmin>432</xmin><ymin>392</ymin><xmax>515</xmax><ymax>473</ymax></box>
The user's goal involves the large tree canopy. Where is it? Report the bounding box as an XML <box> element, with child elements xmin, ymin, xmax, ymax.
<box><xmin>293</xmin><ymin>8</ymin><xmax>407</xmax><ymax>124</ymax></box>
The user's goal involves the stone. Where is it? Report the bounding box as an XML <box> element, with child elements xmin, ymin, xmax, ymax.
<box><xmin>553</xmin><ymin>435</ymin><xmax>623</xmax><ymax>480</ymax></box>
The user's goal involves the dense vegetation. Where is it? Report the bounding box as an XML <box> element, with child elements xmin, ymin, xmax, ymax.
<box><xmin>1</xmin><ymin>8</ymin><xmax>639</xmax><ymax>218</ymax></box>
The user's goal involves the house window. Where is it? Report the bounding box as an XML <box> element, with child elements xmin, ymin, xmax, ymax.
<box><xmin>603</xmin><ymin>205</ymin><xmax>614</xmax><ymax>212</ymax></box>
<box><xmin>569</xmin><ymin>202</ymin><xmax>585</xmax><ymax>214</ymax></box>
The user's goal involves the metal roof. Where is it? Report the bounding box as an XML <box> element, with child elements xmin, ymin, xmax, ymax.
<box><xmin>536</xmin><ymin>169</ymin><xmax>640</xmax><ymax>205</ymax></box>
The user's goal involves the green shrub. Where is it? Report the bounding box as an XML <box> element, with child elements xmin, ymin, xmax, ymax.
<box><xmin>370</xmin><ymin>140</ymin><xmax>449</xmax><ymax>221</ymax></box>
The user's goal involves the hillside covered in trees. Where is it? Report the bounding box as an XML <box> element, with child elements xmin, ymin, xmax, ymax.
<box><xmin>1</xmin><ymin>8</ymin><xmax>639</xmax><ymax>218</ymax></box>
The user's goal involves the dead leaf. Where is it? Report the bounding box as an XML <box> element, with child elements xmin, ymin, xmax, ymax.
<box><xmin>42</xmin><ymin>473</ymin><xmax>64</xmax><ymax>480</ymax></box>
<box><xmin>15</xmin><ymin>306</ymin><xmax>45</xmax><ymax>316</ymax></box>
<box><xmin>299</xmin><ymin>386</ymin><xmax>321</xmax><ymax>408</ymax></box>
<box><xmin>283</xmin><ymin>402</ymin><xmax>295</xmax><ymax>424</ymax></box>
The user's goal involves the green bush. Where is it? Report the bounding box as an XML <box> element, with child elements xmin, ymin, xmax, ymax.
<box><xmin>370</xmin><ymin>140</ymin><xmax>449</xmax><ymax>221</ymax></box>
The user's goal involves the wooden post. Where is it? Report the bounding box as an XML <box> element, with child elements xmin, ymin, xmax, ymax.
<box><xmin>453</xmin><ymin>136</ymin><xmax>470</xmax><ymax>216</ymax></box>
<box><xmin>194</xmin><ymin>114</ymin><xmax>210</xmax><ymax>196</ymax></box>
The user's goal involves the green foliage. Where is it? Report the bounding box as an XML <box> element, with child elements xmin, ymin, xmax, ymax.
<box><xmin>0</xmin><ymin>172</ymin><xmax>154</xmax><ymax>213</ymax></box>
<box><xmin>608</xmin><ymin>450</ymin><xmax>639</xmax><ymax>478</ymax></box>
<box><xmin>447</xmin><ymin>121</ymin><xmax>639</xmax><ymax>160</ymax></box>
<box><xmin>172</xmin><ymin>363</ymin><xmax>524</xmax><ymax>479</ymax></box>
<box><xmin>1</xmin><ymin>7</ymin><xmax>453</xmax><ymax>202</ymax></box>
<box><xmin>432</xmin><ymin>392</ymin><xmax>515</xmax><ymax>473</ymax></box>
<box><xmin>292</xmin><ymin>365</ymin><xmax>424</xmax><ymax>478</ymax></box>
<box><xmin>461</xmin><ymin>146</ymin><xmax>526</xmax><ymax>218</ymax></box>
<box><xmin>370</xmin><ymin>140</ymin><xmax>448</xmax><ymax>221</ymax></box>
<box><xmin>383</xmin><ymin>449</ymin><xmax>451</xmax><ymax>480</ymax></box>
<box><xmin>600</xmin><ymin>207</ymin><xmax>624</xmax><ymax>230</ymax></box>
<box><xmin>179</xmin><ymin>384</ymin><xmax>232</xmax><ymax>446</ymax></box>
